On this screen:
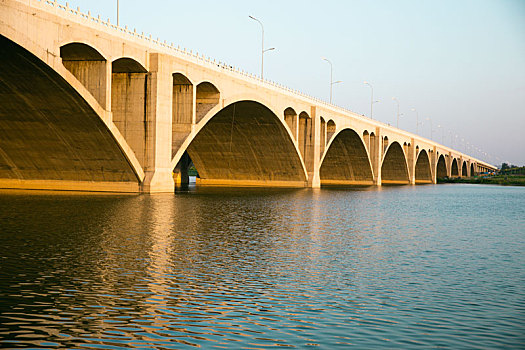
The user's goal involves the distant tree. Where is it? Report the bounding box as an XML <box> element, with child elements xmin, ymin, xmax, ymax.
<box><xmin>501</xmin><ymin>163</ymin><xmax>509</xmax><ymax>170</ymax></box>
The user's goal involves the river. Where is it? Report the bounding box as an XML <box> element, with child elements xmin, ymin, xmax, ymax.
<box><xmin>0</xmin><ymin>184</ymin><xmax>523</xmax><ymax>348</ymax></box>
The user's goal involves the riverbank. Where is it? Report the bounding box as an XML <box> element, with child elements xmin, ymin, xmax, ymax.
<box><xmin>438</xmin><ymin>175</ymin><xmax>525</xmax><ymax>186</ymax></box>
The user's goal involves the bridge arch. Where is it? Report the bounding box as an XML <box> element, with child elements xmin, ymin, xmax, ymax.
<box><xmin>111</xmin><ymin>57</ymin><xmax>149</xmax><ymax>167</ymax></box>
<box><xmin>326</xmin><ymin>120</ymin><xmax>336</xmax><ymax>143</ymax></box>
<box><xmin>415</xmin><ymin>150</ymin><xmax>432</xmax><ymax>184</ymax></box>
<box><xmin>451</xmin><ymin>158</ymin><xmax>459</xmax><ymax>177</ymax></box>
<box><xmin>363</xmin><ymin>130</ymin><xmax>370</xmax><ymax>152</ymax></box>
<box><xmin>60</xmin><ymin>42</ymin><xmax>108</xmax><ymax>108</ymax></box>
<box><xmin>172</xmin><ymin>73</ymin><xmax>194</xmax><ymax>158</ymax></box>
<box><xmin>298</xmin><ymin>112</ymin><xmax>312</xmax><ymax>162</ymax></box>
<box><xmin>436</xmin><ymin>154</ymin><xmax>447</xmax><ymax>179</ymax></box>
<box><xmin>171</xmin><ymin>100</ymin><xmax>307</xmax><ymax>187</ymax></box>
<box><xmin>320</xmin><ymin>128</ymin><xmax>374</xmax><ymax>186</ymax></box>
<box><xmin>320</xmin><ymin>117</ymin><xmax>326</xmax><ymax>158</ymax></box>
<box><xmin>381</xmin><ymin>142</ymin><xmax>410</xmax><ymax>184</ymax></box>
<box><xmin>196</xmin><ymin>82</ymin><xmax>220</xmax><ymax>124</ymax></box>
<box><xmin>284</xmin><ymin>107</ymin><xmax>298</xmax><ymax>140</ymax></box>
<box><xmin>0</xmin><ymin>34</ymin><xmax>142</xmax><ymax>191</ymax></box>
<box><xmin>470</xmin><ymin>163</ymin><xmax>475</xmax><ymax>177</ymax></box>
<box><xmin>461</xmin><ymin>161</ymin><xmax>467</xmax><ymax>177</ymax></box>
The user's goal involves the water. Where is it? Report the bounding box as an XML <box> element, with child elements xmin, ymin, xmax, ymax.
<box><xmin>0</xmin><ymin>184</ymin><xmax>524</xmax><ymax>349</ymax></box>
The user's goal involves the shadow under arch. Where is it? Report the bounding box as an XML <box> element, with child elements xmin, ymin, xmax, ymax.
<box><xmin>111</xmin><ymin>56</ymin><xmax>149</xmax><ymax>168</ymax></box>
<box><xmin>196</xmin><ymin>81</ymin><xmax>220</xmax><ymax>124</ymax></box>
<box><xmin>415</xmin><ymin>149</ymin><xmax>432</xmax><ymax>184</ymax></box>
<box><xmin>381</xmin><ymin>141</ymin><xmax>410</xmax><ymax>184</ymax></box>
<box><xmin>461</xmin><ymin>161</ymin><xmax>467</xmax><ymax>177</ymax></box>
<box><xmin>470</xmin><ymin>163</ymin><xmax>475</xmax><ymax>177</ymax></box>
<box><xmin>320</xmin><ymin>128</ymin><xmax>374</xmax><ymax>186</ymax></box>
<box><xmin>60</xmin><ymin>42</ymin><xmax>108</xmax><ymax>109</ymax></box>
<box><xmin>172</xmin><ymin>100</ymin><xmax>308</xmax><ymax>187</ymax></box>
<box><xmin>436</xmin><ymin>154</ymin><xmax>447</xmax><ymax>179</ymax></box>
<box><xmin>0</xmin><ymin>34</ymin><xmax>141</xmax><ymax>191</ymax></box>
<box><xmin>451</xmin><ymin>158</ymin><xmax>459</xmax><ymax>177</ymax></box>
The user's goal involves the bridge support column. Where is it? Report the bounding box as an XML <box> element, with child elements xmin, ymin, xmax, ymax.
<box><xmin>447</xmin><ymin>152</ymin><xmax>452</xmax><ymax>177</ymax></box>
<box><xmin>407</xmin><ymin>138</ymin><xmax>416</xmax><ymax>185</ymax></box>
<box><xmin>308</xmin><ymin>106</ymin><xmax>320</xmax><ymax>188</ymax></box>
<box><xmin>431</xmin><ymin>147</ymin><xmax>437</xmax><ymax>184</ymax></box>
<box><xmin>372</xmin><ymin>127</ymin><xmax>382</xmax><ymax>185</ymax></box>
<box><xmin>141</xmin><ymin>53</ymin><xmax>175</xmax><ymax>193</ymax></box>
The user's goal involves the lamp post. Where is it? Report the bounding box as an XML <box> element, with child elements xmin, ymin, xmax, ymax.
<box><xmin>411</xmin><ymin>108</ymin><xmax>419</xmax><ymax>134</ymax></box>
<box><xmin>437</xmin><ymin>124</ymin><xmax>444</xmax><ymax>144</ymax></box>
<box><xmin>392</xmin><ymin>97</ymin><xmax>401</xmax><ymax>128</ymax></box>
<box><xmin>364</xmin><ymin>81</ymin><xmax>374</xmax><ymax>119</ymax></box>
<box><xmin>426</xmin><ymin>117</ymin><xmax>433</xmax><ymax>140</ymax></box>
<box><xmin>321</xmin><ymin>57</ymin><xmax>341</xmax><ymax>103</ymax></box>
<box><xmin>249</xmin><ymin>16</ymin><xmax>274</xmax><ymax>79</ymax></box>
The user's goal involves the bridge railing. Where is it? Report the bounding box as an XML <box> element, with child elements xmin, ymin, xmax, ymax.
<box><xmin>34</xmin><ymin>1</ymin><xmax>382</xmax><ymax>121</ymax></box>
<box><xmin>25</xmin><ymin>0</ymin><xmax>494</xmax><ymax>168</ymax></box>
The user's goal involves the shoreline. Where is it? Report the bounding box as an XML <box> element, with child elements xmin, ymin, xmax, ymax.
<box><xmin>438</xmin><ymin>176</ymin><xmax>525</xmax><ymax>186</ymax></box>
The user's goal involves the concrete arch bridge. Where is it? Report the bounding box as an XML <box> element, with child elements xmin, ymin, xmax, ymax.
<box><xmin>0</xmin><ymin>0</ymin><xmax>497</xmax><ymax>192</ymax></box>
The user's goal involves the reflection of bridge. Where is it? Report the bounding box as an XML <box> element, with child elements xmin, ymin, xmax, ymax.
<box><xmin>0</xmin><ymin>0</ymin><xmax>497</xmax><ymax>193</ymax></box>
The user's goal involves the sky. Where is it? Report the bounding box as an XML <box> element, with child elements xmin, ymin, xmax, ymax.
<box><xmin>59</xmin><ymin>0</ymin><xmax>525</xmax><ymax>166</ymax></box>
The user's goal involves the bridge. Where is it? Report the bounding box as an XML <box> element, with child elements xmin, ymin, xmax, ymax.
<box><xmin>0</xmin><ymin>0</ymin><xmax>497</xmax><ymax>193</ymax></box>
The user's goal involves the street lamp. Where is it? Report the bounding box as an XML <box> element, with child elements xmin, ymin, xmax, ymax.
<box><xmin>249</xmin><ymin>15</ymin><xmax>275</xmax><ymax>79</ymax></box>
<box><xmin>322</xmin><ymin>57</ymin><xmax>341</xmax><ymax>103</ymax></box>
<box><xmin>363</xmin><ymin>82</ymin><xmax>379</xmax><ymax>119</ymax></box>
<box><xmin>437</xmin><ymin>124</ymin><xmax>444</xmax><ymax>144</ymax></box>
<box><xmin>411</xmin><ymin>108</ymin><xmax>420</xmax><ymax>135</ymax></box>
<box><xmin>392</xmin><ymin>97</ymin><xmax>401</xmax><ymax>128</ymax></box>
<box><xmin>426</xmin><ymin>117</ymin><xmax>433</xmax><ymax>140</ymax></box>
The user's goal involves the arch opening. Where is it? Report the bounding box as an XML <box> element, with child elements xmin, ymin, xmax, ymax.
<box><xmin>298</xmin><ymin>112</ymin><xmax>312</xmax><ymax>164</ymax></box>
<box><xmin>60</xmin><ymin>42</ymin><xmax>107</xmax><ymax>108</ymax></box>
<box><xmin>196</xmin><ymin>82</ymin><xmax>219</xmax><ymax>124</ymax></box>
<box><xmin>320</xmin><ymin>129</ymin><xmax>373</xmax><ymax>186</ymax></box>
<box><xmin>0</xmin><ymin>34</ymin><xmax>138</xmax><ymax>190</ymax></box>
<box><xmin>181</xmin><ymin>100</ymin><xmax>306</xmax><ymax>187</ymax></box>
<box><xmin>383</xmin><ymin>136</ymin><xmax>389</xmax><ymax>154</ymax></box>
<box><xmin>415</xmin><ymin>150</ymin><xmax>432</xmax><ymax>184</ymax></box>
<box><xmin>381</xmin><ymin>142</ymin><xmax>410</xmax><ymax>184</ymax></box>
<box><xmin>173</xmin><ymin>150</ymin><xmax>198</xmax><ymax>189</ymax></box>
<box><xmin>111</xmin><ymin>57</ymin><xmax>148</xmax><ymax>167</ymax></box>
<box><xmin>320</xmin><ymin>117</ymin><xmax>326</xmax><ymax>159</ymax></box>
<box><xmin>284</xmin><ymin>107</ymin><xmax>298</xmax><ymax>140</ymax></box>
<box><xmin>326</xmin><ymin>120</ymin><xmax>336</xmax><ymax>143</ymax></box>
<box><xmin>437</xmin><ymin>154</ymin><xmax>447</xmax><ymax>179</ymax></box>
<box><xmin>470</xmin><ymin>163</ymin><xmax>475</xmax><ymax>177</ymax></box>
<box><xmin>451</xmin><ymin>158</ymin><xmax>459</xmax><ymax>177</ymax></box>
<box><xmin>172</xmin><ymin>73</ymin><xmax>194</xmax><ymax>158</ymax></box>
<box><xmin>461</xmin><ymin>161</ymin><xmax>467</xmax><ymax>177</ymax></box>
<box><xmin>369</xmin><ymin>132</ymin><xmax>377</xmax><ymax>176</ymax></box>
<box><xmin>363</xmin><ymin>130</ymin><xmax>370</xmax><ymax>152</ymax></box>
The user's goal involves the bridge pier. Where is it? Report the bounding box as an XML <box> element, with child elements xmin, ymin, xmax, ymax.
<box><xmin>431</xmin><ymin>147</ymin><xmax>438</xmax><ymax>184</ymax></box>
<box><xmin>141</xmin><ymin>54</ymin><xmax>175</xmax><ymax>193</ymax></box>
<box><xmin>372</xmin><ymin>128</ymin><xmax>382</xmax><ymax>185</ymax></box>
<box><xmin>407</xmin><ymin>139</ymin><xmax>416</xmax><ymax>185</ymax></box>
<box><xmin>308</xmin><ymin>106</ymin><xmax>321</xmax><ymax>188</ymax></box>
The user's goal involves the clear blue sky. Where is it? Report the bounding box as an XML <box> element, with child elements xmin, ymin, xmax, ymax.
<box><xmin>61</xmin><ymin>0</ymin><xmax>525</xmax><ymax>166</ymax></box>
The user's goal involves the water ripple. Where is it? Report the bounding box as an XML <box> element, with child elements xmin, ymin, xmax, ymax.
<box><xmin>0</xmin><ymin>185</ymin><xmax>524</xmax><ymax>348</ymax></box>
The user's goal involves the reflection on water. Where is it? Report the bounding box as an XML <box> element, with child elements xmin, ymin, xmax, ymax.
<box><xmin>0</xmin><ymin>185</ymin><xmax>524</xmax><ymax>348</ymax></box>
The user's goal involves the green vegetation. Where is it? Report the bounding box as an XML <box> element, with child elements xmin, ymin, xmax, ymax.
<box><xmin>438</xmin><ymin>175</ymin><xmax>525</xmax><ymax>186</ymax></box>
<box><xmin>188</xmin><ymin>165</ymin><xmax>199</xmax><ymax>177</ymax></box>
<box><xmin>499</xmin><ymin>165</ymin><xmax>525</xmax><ymax>176</ymax></box>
